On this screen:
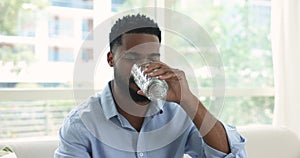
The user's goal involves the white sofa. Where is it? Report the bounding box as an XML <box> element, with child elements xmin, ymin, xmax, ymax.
<box><xmin>0</xmin><ymin>137</ymin><xmax>57</xmax><ymax>158</ymax></box>
<box><xmin>1</xmin><ymin>126</ymin><xmax>300</xmax><ymax>158</ymax></box>
<box><xmin>238</xmin><ymin>125</ymin><xmax>300</xmax><ymax>158</ymax></box>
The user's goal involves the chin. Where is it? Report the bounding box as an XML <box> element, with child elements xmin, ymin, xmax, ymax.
<box><xmin>128</xmin><ymin>86</ymin><xmax>150</xmax><ymax>103</ymax></box>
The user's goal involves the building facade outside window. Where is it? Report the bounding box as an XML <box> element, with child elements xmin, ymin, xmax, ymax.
<box><xmin>0</xmin><ymin>0</ymin><xmax>274</xmax><ymax>139</ymax></box>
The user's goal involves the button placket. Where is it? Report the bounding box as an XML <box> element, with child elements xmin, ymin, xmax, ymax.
<box><xmin>137</xmin><ymin>131</ymin><xmax>148</xmax><ymax>158</ymax></box>
<box><xmin>139</xmin><ymin>152</ymin><xmax>144</xmax><ymax>157</ymax></box>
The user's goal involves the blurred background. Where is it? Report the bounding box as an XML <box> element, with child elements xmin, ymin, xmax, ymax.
<box><xmin>0</xmin><ymin>0</ymin><xmax>274</xmax><ymax>139</ymax></box>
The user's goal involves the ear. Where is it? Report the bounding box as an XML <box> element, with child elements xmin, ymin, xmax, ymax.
<box><xmin>107</xmin><ymin>52</ymin><xmax>114</xmax><ymax>67</ymax></box>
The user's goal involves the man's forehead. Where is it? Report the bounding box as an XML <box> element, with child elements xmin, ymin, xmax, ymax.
<box><xmin>121</xmin><ymin>33</ymin><xmax>160</xmax><ymax>49</ymax></box>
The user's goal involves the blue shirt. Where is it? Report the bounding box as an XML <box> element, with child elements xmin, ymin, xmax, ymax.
<box><xmin>55</xmin><ymin>82</ymin><xmax>246</xmax><ymax>158</ymax></box>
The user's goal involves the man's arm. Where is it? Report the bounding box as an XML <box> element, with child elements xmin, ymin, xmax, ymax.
<box><xmin>143</xmin><ymin>61</ymin><xmax>245</xmax><ymax>155</ymax></box>
<box><xmin>180</xmin><ymin>94</ymin><xmax>230</xmax><ymax>153</ymax></box>
<box><xmin>55</xmin><ymin>115</ymin><xmax>91</xmax><ymax>158</ymax></box>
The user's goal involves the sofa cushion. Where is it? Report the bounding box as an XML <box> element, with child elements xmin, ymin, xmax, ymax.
<box><xmin>238</xmin><ymin>125</ymin><xmax>300</xmax><ymax>158</ymax></box>
<box><xmin>0</xmin><ymin>137</ymin><xmax>58</xmax><ymax>158</ymax></box>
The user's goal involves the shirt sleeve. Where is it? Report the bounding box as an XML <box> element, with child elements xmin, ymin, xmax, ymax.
<box><xmin>185</xmin><ymin>123</ymin><xmax>247</xmax><ymax>158</ymax></box>
<box><xmin>54</xmin><ymin>113</ymin><xmax>92</xmax><ymax>158</ymax></box>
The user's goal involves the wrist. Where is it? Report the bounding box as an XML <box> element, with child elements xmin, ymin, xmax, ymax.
<box><xmin>180</xmin><ymin>92</ymin><xmax>198</xmax><ymax>106</ymax></box>
<box><xmin>178</xmin><ymin>93</ymin><xmax>200</xmax><ymax>117</ymax></box>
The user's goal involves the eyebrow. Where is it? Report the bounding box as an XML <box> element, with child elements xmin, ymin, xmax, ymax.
<box><xmin>125</xmin><ymin>51</ymin><xmax>140</xmax><ymax>56</ymax></box>
<box><xmin>124</xmin><ymin>52</ymin><xmax>160</xmax><ymax>57</ymax></box>
<box><xmin>149</xmin><ymin>53</ymin><xmax>160</xmax><ymax>57</ymax></box>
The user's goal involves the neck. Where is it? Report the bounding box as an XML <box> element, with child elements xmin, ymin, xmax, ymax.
<box><xmin>110</xmin><ymin>80</ymin><xmax>147</xmax><ymax>131</ymax></box>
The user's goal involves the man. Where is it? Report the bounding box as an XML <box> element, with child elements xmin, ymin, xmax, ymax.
<box><xmin>55</xmin><ymin>14</ymin><xmax>246</xmax><ymax>158</ymax></box>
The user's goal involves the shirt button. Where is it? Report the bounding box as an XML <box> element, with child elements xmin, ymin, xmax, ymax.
<box><xmin>139</xmin><ymin>152</ymin><xmax>144</xmax><ymax>156</ymax></box>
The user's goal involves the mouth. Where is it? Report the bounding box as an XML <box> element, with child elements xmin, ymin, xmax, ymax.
<box><xmin>128</xmin><ymin>75</ymin><xmax>150</xmax><ymax>103</ymax></box>
<box><xmin>129</xmin><ymin>75</ymin><xmax>140</xmax><ymax>91</ymax></box>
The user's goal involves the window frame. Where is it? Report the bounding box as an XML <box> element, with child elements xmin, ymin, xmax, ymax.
<box><xmin>0</xmin><ymin>0</ymin><xmax>274</xmax><ymax>139</ymax></box>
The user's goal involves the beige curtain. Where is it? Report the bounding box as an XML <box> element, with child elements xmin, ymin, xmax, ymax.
<box><xmin>271</xmin><ymin>0</ymin><xmax>300</xmax><ymax>136</ymax></box>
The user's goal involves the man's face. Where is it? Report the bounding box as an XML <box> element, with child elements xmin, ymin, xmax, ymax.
<box><xmin>113</xmin><ymin>33</ymin><xmax>160</xmax><ymax>102</ymax></box>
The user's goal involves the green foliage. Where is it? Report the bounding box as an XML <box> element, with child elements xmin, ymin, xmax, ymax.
<box><xmin>0</xmin><ymin>0</ymin><xmax>47</xmax><ymax>35</ymax></box>
<box><xmin>220</xmin><ymin>97</ymin><xmax>274</xmax><ymax>125</ymax></box>
<box><xmin>0</xmin><ymin>45</ymin><xmax>34</xmax><ymax>63</ymax></box>
<box><xmin>170</xmin><ymin>0</ymin><xmax>274</xmax><ymax>125</ymax></box>
<box><xmin>0</xmin><ymin>44</ymin><xmax>35</xmax><ymax>74</ymax></box>
<box><xmin>0</xmin><ymin>0</ymin><xmax>47</xmax><ymax>73</ymax></box>
<box><xmin>173</xmin><ymin>1</ymin><xmax>273</xmax><ymax>88</ymax></box>
<box><xmin>212</xmin><ymin>3</ymin><xmax>273</xmax><ymax>88</ymax></box>
<box><xmin>0</xmin><ymin>0</ymin><xmax>23</xmax><ymax>35</ymax></box>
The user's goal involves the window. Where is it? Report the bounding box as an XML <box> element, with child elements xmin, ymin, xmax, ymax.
<box><xmin>111</xmin><ymin>0</ymin><xmax>125</xmax><ymax>12</ymax></box>
<box><xmin>0</xmin><ymin>0</ymin><xmax>274</xmax><ymax>139</ymax></box>
<box><xmin>169</xmin><ymin>0</ymin><xmax>273</xmax><ymax>125</ymax></box>
<box><xmin>0</xmin><ymin>0</ymin><xmax>92</xmax><ymax>139</ymax></box>
<box><xmin>48</xmin><ymin>16</ymin><xmax>74</xmax><ymax>38</ymax></box>
<box><xmin>17</xmin><ymin>9</ymin><xmax>36</xmax><ymax>37</ymax></box>
<box><xmin>49</xmin><ymin>0</ymin><xmax>93</xmax><ymax>9</ymax></box>
<box><xmin>82</xmin><ymin>18</ymin><xmax>93</xmax><ymax>40</ymax></box>
<box><xmin>81</xmin><ymin>48</ymin><xmax>93</xmax><ymax>62</ymax></box>
<box><xmin>48</xmin><ymin>47</ymin><xmax>74</xmax><ymax>62</ymax></box>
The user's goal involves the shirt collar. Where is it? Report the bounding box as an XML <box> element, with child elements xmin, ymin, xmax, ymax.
<box><xmin>100</xmin><ymin>82</ymin><xmax>119</xmax><ymax>120</ymax></box>
<box><xmin>99</xmin><ymin>81</ymin><xmax>165</xmax><ymax>120</ymax></box>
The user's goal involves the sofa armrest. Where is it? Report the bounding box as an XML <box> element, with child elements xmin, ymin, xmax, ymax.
<box><xmin>238</xmin><ymin>125</ymin><xmax>300</xmax><ymax>158</ymax></box>
<box><xmin>0</xmin><ymin>137</ymin><xmax>58</xmax><ymax>158</ymax></box>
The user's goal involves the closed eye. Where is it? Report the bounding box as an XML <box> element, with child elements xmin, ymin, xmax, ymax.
<box><xmin>121</xmin><ymin>52</ymin><xmax>160</xmax><ymax>62</ymax></box>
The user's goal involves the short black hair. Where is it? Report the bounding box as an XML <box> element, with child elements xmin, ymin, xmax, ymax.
<box><xmin>109</xmin><ymin>14</ymin><xmax>161</xmax><ymax>53</ymax></box>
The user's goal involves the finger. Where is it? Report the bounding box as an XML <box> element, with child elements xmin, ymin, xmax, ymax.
<box><xmin>159</xmin><ymin>69</ymin><xmax>184</xmax><ymax>80</ymax></box>
<box><xmin>144</xmin><ymin>62</ymin><xmax>167</xmax><ymax>73</ymax></box>
<box><xmin>158</xmin><ymin>72</ymin><xmax>177</xmax><ymax>80</ymax></box>
<box><xmin>147</xmin><ymin>67</ymin><xmax>169</xmax><ymax>77</ymax></box>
